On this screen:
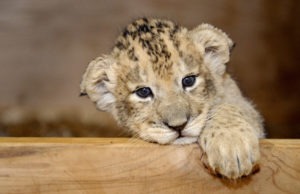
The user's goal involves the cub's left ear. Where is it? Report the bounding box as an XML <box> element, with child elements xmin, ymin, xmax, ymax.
<box><xmin>188</xmin><ymin>24</ymin><xmax>234</xmax><ymax>74</ymax></box>
<box><xmin>80</xmin><ymin>55</ymin><xmax>116</xmax><ymax>112</ymax></box>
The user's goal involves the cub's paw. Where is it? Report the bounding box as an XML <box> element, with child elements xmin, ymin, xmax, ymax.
<box><xmin>200</xmin><ymin>132</ymin><xmax>260</xmax><ymax>179</ymax></box>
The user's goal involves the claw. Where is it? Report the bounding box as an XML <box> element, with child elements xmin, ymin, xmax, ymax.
<box><xmin>237</xmin><ymin>156</ymin><xmax>241</xmax><ymax>174</ymax></box>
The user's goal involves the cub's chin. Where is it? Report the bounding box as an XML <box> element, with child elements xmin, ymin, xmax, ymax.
<box><xmin>138</xmin><ymin>127</ymin><xmax>178</xmax><ymax>145</ymax></box>
<box><xmin>137</xmin><ymin>126</ymin><xmax>199</xmax><ymax>145</ymax></box>
<box><xmin>172</xmin><ymin>137</ymin><xmax>198</xmax><ymax>145</ymax></box>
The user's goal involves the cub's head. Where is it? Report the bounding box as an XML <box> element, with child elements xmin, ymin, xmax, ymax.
<box><xmin>80</xmin><ymin>18</ymin><xmax>234</xmax><ymax>144</ymax></box>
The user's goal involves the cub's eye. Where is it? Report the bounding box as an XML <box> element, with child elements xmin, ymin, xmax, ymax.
<box><xmin>182</xmin><ymin>75</ymin><xmax>196</xmax><ymax>88</ymax></box>
<box><xmin>135</xmin><ymin>87</ymin><xmax>153</xmax><ymax>98</ymax></box>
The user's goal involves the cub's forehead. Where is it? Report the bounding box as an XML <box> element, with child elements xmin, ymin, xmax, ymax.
<box><xmin>111</xmin><ymin>18</ymin><xmax>201</xmax><ymax>78</ymax></box>
<box><xmin>113</xmin><ymin>18</ymin><xmax>181</xmax><ymax>56</ymax></box>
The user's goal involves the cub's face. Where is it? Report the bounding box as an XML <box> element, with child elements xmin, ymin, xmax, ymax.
<box><xmin>80</xmin><ymin>18</ymin><xmax>234</xmax><ymax>144</ymax></box>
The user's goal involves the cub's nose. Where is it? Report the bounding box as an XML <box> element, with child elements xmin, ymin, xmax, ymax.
<box><xmin>164</xmin><ymin>119</ymin><xmax>188</xmax><ymax>132</ymax></box>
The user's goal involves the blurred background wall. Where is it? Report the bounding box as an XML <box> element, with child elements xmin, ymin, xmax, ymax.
<box><xmin>0</xmin><ymin>0</ymin><xmax>299</xmax><ymax>138</ymax></box>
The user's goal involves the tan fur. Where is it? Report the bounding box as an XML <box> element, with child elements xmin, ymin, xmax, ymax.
<box><xmin>80</xmin><ymin>18</ymin><xmax>264</xmax><ymax>179</ymax></box>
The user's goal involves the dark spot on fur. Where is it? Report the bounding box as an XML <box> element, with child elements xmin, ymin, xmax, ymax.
<box><xmin>138</xmin><ymin>24</ymin><xmax>151</xmax><ymax>33</ymax></box>
<box><xmin>132</xmin><ymin>21</ymin><xmax>138</xmax><ymax>27</ymax></box>
<box><xmin>156</xmin><ymin>22</ymin><xmax>163</xmax><ymax>28</ymax></box>
<box><xmin>157</xmin><ymin>28</ymin><xmax>165</xmax><ymax>33</ymax></box>
<box><xmin>127</xmin><ymin>47</ymin><xmax>138</xmax><ymax>61</ymax></box>
<box><xmin>123</xmin><ymin>29</ymin><xmax>130</xmax><ymax>37</ymax></box>
<box><xmin>170</xmin><ymin>24</ymin><xmax>180</xmax><ymax>39</ymax></box>
<box><xmin>116</xmin><ymin>41</ymin><xmax>126</xmax><ymax>50</ymax></box>
<box><xmin>142</xmin><ymin>17</ymin><xmax>149</xmax><ymax>23</ymax></box>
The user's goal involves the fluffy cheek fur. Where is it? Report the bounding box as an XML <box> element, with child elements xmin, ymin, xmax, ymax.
<box><xmin>181</xmin><ymin>85</ymin><xmax>213</xmax><ymax>138</ymax></box>
<box><xmin>182</xmin><ymin>100</ymin><xmax>210</xmax><ymax>137</ymax></box>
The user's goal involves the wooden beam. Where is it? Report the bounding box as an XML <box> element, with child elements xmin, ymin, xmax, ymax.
<box><xmin>0</xmin><ymin>138</ymin><xmax>299</xmax><ymax>194</ymax></box>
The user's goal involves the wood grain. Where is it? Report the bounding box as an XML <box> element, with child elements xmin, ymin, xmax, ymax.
<box><xmin>0</xmin><ymin>138</ymin><xmax>299</xmax><ymax>194</ymax></box>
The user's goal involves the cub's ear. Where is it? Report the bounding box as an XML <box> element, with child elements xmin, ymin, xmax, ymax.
<box><xmin>188</xmin><ymin>24</ymin><xmax>234</xmax><ymax>75</ymax></box>
<box><xmin>80</xmin><ymin>56</ymin><xmax>116</xmax><ymax>112</ymax></box>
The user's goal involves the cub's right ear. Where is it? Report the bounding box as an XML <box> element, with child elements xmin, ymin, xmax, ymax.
<box><xmin>80</xmin><ymin>56</ymin><xmax>116</xmax><ymax>112</ymax></box>
<box><xmin>188</xmin><ymin>24</ymin><xmax>234</xmax><ymax>75</ymax></box>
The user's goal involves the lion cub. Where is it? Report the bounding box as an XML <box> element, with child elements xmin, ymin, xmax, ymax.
<box><xmin>80</xmin><ymin>18</ymin><xmax>264</xmax><ymax>179</ymax></box>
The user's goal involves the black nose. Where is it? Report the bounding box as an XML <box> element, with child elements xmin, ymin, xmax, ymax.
<box><xmin>165</xmin><ymin>121</ymin><xmax>188</xmax><ymax>132</ymax></box>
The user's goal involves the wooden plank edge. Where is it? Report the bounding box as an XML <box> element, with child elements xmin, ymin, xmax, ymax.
<box><xmin>0</xmin><ymin>138</ymin><xmax>299</xmax><ymax>147</ymax></box>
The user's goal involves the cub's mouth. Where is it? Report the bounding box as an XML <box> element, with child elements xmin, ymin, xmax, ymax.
<box><xmin>165</xmin><ymin>122</ymin><xmax>198</xmax><ymax>144</ymax></box>
<box><xmin>170</xmin><ymin>122</ymin><xmax>199</xmax><ymax>145</ymax></box>
<box><xmin>138</xmin><ymin>117</ymin><xmax>202</xmax><ymax>145</ymax></box>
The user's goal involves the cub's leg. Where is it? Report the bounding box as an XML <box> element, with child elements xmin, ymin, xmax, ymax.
<box><xmin>199</xmin><ymin>103</ymin><xmax>262</xmax><ymax>179</ymax></box>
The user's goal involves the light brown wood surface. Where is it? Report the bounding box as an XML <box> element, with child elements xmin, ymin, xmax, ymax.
<box><xmin>0</xmin><ymin>138</ymin><xmax>299</xmax><ymax>194</ymax></box>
